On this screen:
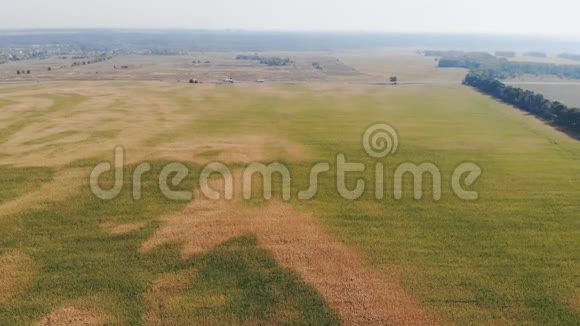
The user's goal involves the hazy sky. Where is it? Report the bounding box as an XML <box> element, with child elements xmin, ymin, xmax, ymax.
<box><xmin>2</xmin><ymin>0</ymin><xmax>579</xmax><ymax>37</ymax></box>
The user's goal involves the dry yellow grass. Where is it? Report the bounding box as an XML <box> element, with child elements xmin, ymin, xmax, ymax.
<box><xmin>141</xmin><ymin>182</ymin><xmax>436</xmax><ymax>325</ymax></box>
<box><xmin>0</xmin><ymin>82</ymin><xmax>194</xmax><ymax>167</ymax></box>
<box><xmin>0</xmin><ymin>82</ymin><xmax>310</xmax><ymax>168</ymax></box>
<box><xmin>101</xmin><ymin>222</ymin><xmax>148</xmax><ymax>236</ymax></box>
<box><xmin>153</xmin><ymin>135</ymin><xmax>309</xmax><ymax>164</ymax></box>
<box><xmin>333</xmin><ymin>49</ymin><xmax>466</xmax><ymax>82</ymax></box>
<box><xmin>143</xmin><ymin>270</ymin><xmax>199</xmax><ymax>326</ymax></box>
<box><xmin>0</xmin><ymin>168</ymin><xmax>87</xmax><ymax>219</ymax></box>
<box><xmin>35</xmin><ymin>307</ymin><xmax>105</xmax><ymax>326</ymax></box>
<box><xmin>0</xmin><ymin>251</ymin><xmax>34</xmax><ymax>304</ymax></box>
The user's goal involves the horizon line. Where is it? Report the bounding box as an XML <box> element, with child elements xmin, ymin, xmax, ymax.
<box><xmin>0</xmin><ymin>27</ymin><xmax>578</xmax><ymax>39</ymax></box>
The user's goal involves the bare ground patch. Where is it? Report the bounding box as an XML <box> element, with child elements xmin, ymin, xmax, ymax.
<box><xmin>142</xmin><ymin>191</ymin><xmax>436</xmax><ymax>325</ymax></box>
<box><xmin>101</xmin><ymin>222</ymin><xmax>148</xmax><ymax>236</ymax></box>
<box><xmin>35</xmin><ymin>307</ymin><xmax>105</xmax><ymax>326</ymax></box>
<box><xmin>571</xmin><ymin>294</ymin><xmax>580</xmax><ymax>312</ymax></box>
<box><xmin>0</xmin><ymin>250</ymin><xmax>34</xmax><ymax>304</ymax></box>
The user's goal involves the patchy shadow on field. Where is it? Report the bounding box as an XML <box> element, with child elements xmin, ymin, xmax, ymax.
<box><xmin>143</xmin><ymin>236</ymin><xmax>340</xmax><ymax>325</ymax></box>
<box><xmin>142</xmin><ymin>181</ymin><xmax>437</xmax><ymax>325</ymax></box>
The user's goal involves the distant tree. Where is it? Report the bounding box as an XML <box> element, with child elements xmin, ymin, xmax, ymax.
<box><xmin>47</xmin><ymin>67</ymin><xmax>52</xmax><ymax>71</ymax></box>
<box><xmin>26</xmin><ymin>70</ymin><xmax>30</xmax><ymax>74</ymax></box>
<box><xmin>17</xmin><ymin>70</ymin><xmax>20</xmax><ymax>75</ymax></box>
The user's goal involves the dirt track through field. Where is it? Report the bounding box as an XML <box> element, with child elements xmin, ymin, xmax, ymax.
<box><xmin>142</xmin><ymin>185</ymin><xmax>437</xmax><ymax>325</ymax></box>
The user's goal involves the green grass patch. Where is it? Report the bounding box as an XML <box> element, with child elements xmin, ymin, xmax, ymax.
<box><xmin>150</xmin><ymin>235</ymin><xmax>340</xmax><ymax>325</ymax></box>
<box><xmin>0</xmin><ymin>166</ymin><xmax>53</xmax><ymax>203</ymax></box>
<box><xmin>160</xmin><ymin>84</ymin><xmax>580</xmax><ymax>324</ymax></box>
<box><xmin>0</xmin><ymin>162</ymin><xmax>338</xmax><ymax>325</ymax></box>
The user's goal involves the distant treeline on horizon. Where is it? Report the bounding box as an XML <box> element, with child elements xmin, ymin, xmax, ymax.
<box><xmin>1</xmin><ymin>29</ymin><xmax>580</xmax><ymax>53</ymax></box>
<box><xmin>464</xmin><ymin>71</ymin><xmax>580</xmax><ymax>136</ymax></box>
<box><xmin>424</xmin><ymin>51</ymin><xmax>580</xmax><ymax>79</ymax></box>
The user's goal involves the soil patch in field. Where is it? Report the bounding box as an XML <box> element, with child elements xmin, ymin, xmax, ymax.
<box><xmin>0</xmin><ymin>251</ymin><xmax>34</xmax><ymax>304</ymax></box>
<box><xmin>36</xmin><ymin>307</ymin><xmax>105</xmax><ymax>326</ymax></box>
<box><xmin>101</xmin><ymin>222</ymin><xmax>148</xmax><ymax>236</ymax></box>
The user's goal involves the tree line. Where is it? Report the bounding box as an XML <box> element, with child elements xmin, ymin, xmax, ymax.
<box><xmin>71</xmin><ymin>56</ymin><xmax>112</xmax><ymax>67</ymax></box>
<box><xmin>523</xmin><ymin>51</ymin><xmax>547</xmax><ymax>58</ymax></box>
<box><xmin>437</xmin><ymin>52</ymin><xmax>580</xmax><ymax>79</ymax></box>
<box><xmin>559</xmin><ymin>53</ymin><xmax>580</xmax><ymax>62</ymax></box>
<box><xmin>236</xmin><ymin>54</ymin><xmax>293</xmax><ymax>67</ymax></box>
<box><xmin>495</xmin><ymin>51</ymin><xmax>516</xmax><ymax>58</ymax></box>
<box><xmin>463</xmin><ymin>71</ymin><xmax>580</xmax><ymax>135</ymax></box>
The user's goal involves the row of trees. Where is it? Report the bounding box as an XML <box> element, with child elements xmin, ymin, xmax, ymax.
<box><xmin>71</xmin><ymin>56</ymin><xmax>112</xmax><ymax>67</ymax></box>
<box><xmin>438</xmin><ymin>52</ymin><xmax>580</xmax><ymax>79</ymax></box>
<box><xmin>559</xmin><ymin>53</ymin><xmax>580</xmax><ymax>62</ymax></box>
<box><xmin>236</xmin><ymin>54</ymin><xmax>293</xmax><ymax>66</ymax></box>
<box><xmin>495</xmin><ymin>51</ymin><xmax>516</xmax><ymax>58</ymax></box>
<box><xmin>428</xmin><ymin>50</ymin><xmax>580</xmax><ymax>61</ymax></box>
<box><xmin>523</xmin><ymin>51</ymin><xmax>547</xmax><ymax>58</ymax></box>
<box><xmin>438</xmin><ymin>52</ymin><xmax>494</xmax><ymax>70</ymax></box>
<box><xmin>463</xmin><ymin>72</ymin><xmax>580</xmax><ymax>135</ymax></box>
<box><xmin>496</xmin><ymin>62</ymin><xmax>580</xmax><ymax>79</ymax></box>
<box><xmin>423</xmin><ymin>50</ymin><xmax>464</xmax><ymax>57</ymax></box>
